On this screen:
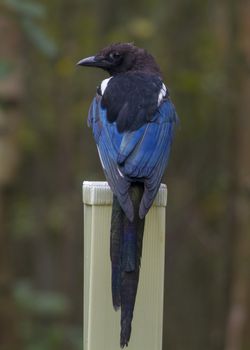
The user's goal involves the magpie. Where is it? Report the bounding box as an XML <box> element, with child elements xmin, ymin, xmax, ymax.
<box><xmin>77</xmin><ymin>43</ymin><xmax>178</xmax><ymax>348</ymax></box>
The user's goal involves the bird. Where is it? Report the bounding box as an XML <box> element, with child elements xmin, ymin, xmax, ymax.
<box><xmin>77</xmin><ymin>42</ymin><xmax>178</xmax><ymax>348</ymax></box>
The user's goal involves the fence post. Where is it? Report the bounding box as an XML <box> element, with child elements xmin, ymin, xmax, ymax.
<box><xmin>83</xmin><ymin>181</ymin><xmax>167</xmax><ymax>350</ymax></box>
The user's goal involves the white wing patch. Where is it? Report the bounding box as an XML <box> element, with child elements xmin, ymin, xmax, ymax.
<box><xmin>117</xmin><ymin>167</ymin><xmax>125</xmax><ymax>178</ymax></box>
<box><xmin>100</xmin><ymin>77</ymin><xmax>113</xmax><ymax>95</ymax></box>
<box><xmin>97</xmin><ymin>146</ymin><xmax>105</xmax><ymax>170</ymax></box>
<box><xmin>158</xmin><ymin>83</ymin><xmax>167</xmax><ymax>106</ymax></box>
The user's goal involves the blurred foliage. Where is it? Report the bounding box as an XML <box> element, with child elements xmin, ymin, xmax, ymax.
<box><xmin>13</xmin><ymin>281</ymin><xmax>82</xmax><ymax>350</ymax></box>
<box><xmin>2</xmin><ymin>0</ymin><xmax>57</xmax><ymax>57</ymax></box>
<box><xmin>4</xmin><ymin>0</ymin><xmax>45</xmax><ymax>17</ymax></box>
<box><xmin>14</xmin><ymin>281</ymin><xmax>69</xmax><ymax>316</ymax></box>
<box><xmin>0</xmin><ymin>0</ymin><xmax>249</xmax><ymax>349</ymax></box>
<box><xmin>0</xmin><ymin>60</ymin><xmax>13</xmax><ymax>79</ymax></box>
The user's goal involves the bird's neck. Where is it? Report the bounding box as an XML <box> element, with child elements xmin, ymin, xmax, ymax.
<box><xmin>130</xmin><ymin>50</ymin><xmax>162</xmax><ymax>77</ymax></box>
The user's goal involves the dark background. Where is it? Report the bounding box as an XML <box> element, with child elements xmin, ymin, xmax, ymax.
<box><xmin>0</xmin><ymin>0</ymin><xmax>250</xmax><ymax>349</ymax></box>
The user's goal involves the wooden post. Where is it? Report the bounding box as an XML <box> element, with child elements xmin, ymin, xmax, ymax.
<box><xmin>83</xmin><ymin>181</ymin><xmax>167</xmax><ymax>350</ymax></box>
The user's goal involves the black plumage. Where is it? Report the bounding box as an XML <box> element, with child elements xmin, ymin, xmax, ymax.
<box><xmin>78</xmin><ymin>42</ymin><xmax>178</xmax><ymax>347</ymax></box>
<box><xmin>101</xmin><ymin>72</ymin><xmax>163</xmax><ymax>132</ymax></box>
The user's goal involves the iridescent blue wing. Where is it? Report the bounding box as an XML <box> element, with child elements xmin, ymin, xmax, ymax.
<box><xmin>87</xmin><ymin>94</ymin><xmax>178</xmax><ymax>220</ymax></box>
<box><xmin>88</xmin><ymin>95</ymin><xmax>134</xmax><ymax>221</ymax></box>
<box><xmin>118</xmin><ymin>100</ymin><xmax>178</xmax><ymax>218</ymax></box>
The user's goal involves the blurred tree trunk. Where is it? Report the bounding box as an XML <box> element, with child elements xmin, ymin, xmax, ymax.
<box><xmin>225</xmin><ymin>0</ymin><xmax>250</xmax><ymax>349</ymax></box>
<box><xmin>160</xmin><ymin>1</ymin><xmax>233</xmax><ymax>349</ymax></box>
<box><xmin>0</xmin><ymin>15</ymin><xmax>23</xmax><ymax>350</ymax></box>
<box><xmin>0</xmin><ymin>191</ymin><xmax>20</xmax><ymax>350</ymax></box>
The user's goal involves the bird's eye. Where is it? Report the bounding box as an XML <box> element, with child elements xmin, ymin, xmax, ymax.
<box><xmin>109</xmin><ymin>52</ymin><xmax>121</xmax><ymax>60</ymax></box>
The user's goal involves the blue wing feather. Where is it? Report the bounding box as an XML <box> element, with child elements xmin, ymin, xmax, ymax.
<box><xmin>88</xmin><ymin>96</ymin><xmax>133</xmax><ymax>220</ymax></box>
<box><xmin>117</xmin><ymin>126</ymin><xmax>146</xmax><ymax>165</ymax></box>
<box><xmin>87</xmin><ymin>94</ymin><xmax>178</xmax><ymax>220</ymax></box>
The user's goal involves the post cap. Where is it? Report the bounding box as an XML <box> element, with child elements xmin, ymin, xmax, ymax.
<box><xmin>82</xmin><ymin>181</ymin><xmax>167</xmax><ymax>207</ymax></box>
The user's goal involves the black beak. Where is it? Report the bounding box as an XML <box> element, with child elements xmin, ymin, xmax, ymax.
<box><xmin>76</xmin><ymin>56</ymin><xmax>98</xmax><ymax>67</ymax></box>
<box><xmin>77</xmin><ymin>55</ymin><xmax>110</xmax><ymax>70</ymax></box>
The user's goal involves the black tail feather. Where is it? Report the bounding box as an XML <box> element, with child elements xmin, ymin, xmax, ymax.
<box><xmin>110</xmin><ymin>195</ymin><xmax>123</xmax><ymax>309</ymax></box>
<box><xmin>110</xmin><ymin>184</ymin><xmax>145</xmax><ymax>348</ymax></box>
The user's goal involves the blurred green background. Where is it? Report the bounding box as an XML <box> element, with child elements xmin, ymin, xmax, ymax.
<box><xmin>0</xmin><ymin>0</ymin><xmax>249</xmax><ymax>349</ymax></box>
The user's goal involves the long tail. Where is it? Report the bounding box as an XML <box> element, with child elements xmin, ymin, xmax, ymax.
<box><xmin>110</xmin><ymin>183</ymin><xmax>145</xmax><ymax>348</ymax></box>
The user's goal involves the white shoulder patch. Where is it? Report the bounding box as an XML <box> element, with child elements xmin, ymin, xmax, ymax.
<box><xmin>100</xmin><ymin>77</ymin><xmax>113</xmax><ymax>95</ymax></box>
<box><xmin>158</xmin><ymin>83</ymin><xmax>167</xmax><ymax>106</ymax></box>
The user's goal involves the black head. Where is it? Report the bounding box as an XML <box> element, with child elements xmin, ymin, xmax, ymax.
<box><xmin>77</xmin><ymin>43</ymin><xmax>161</xmax><ymax>76</ymax></box>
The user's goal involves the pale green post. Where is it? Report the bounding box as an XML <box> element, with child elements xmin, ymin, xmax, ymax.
<box><xmin>83</xmin><ymin>181</ymin><xmax>167</xmax><ymax>350</ymax></box>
